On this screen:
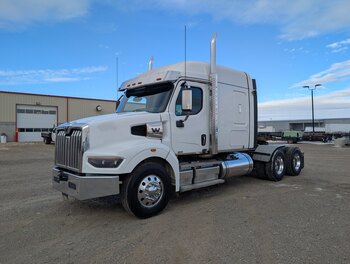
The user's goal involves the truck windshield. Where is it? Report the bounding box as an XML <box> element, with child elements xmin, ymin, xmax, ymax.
<box><xmin>117</xmin><ymin>82</ymin><xmax>173</xmax><ymax>113</ymax></box>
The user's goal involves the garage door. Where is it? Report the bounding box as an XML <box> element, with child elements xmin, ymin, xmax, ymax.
<box><xmin>17</xmin><ymin>105</ymin><xmax>57</xmax><ymax>142</ymax></box>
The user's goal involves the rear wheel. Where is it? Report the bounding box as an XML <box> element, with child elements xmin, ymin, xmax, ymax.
<box><xmin>265</xmin><ymin>149</ymin><xmax>286</xmax><ymax>181</ymax></box>
<box><xmin>121</xmin><ymin>162</ymin><xmax>171</xmax><ymax>218</ymax></box>
<box><xmin>285</xmin><ymin>147</ymin><xmax>303</xmax><ymax>176</ymax></box>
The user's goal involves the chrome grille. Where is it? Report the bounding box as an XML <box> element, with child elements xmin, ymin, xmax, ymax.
<box><xmin>55</xmin><ymin>128</ymin><xmax>83</xmax><ymax>172</ymax></box>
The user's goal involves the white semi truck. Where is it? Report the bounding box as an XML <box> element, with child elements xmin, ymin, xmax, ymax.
<box><xmin>52</xmin><ymin>34</ymin><xmax>304</xmax><ymax>218</ymax></box>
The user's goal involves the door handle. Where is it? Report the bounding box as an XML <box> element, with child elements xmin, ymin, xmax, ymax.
<box><xmin>201</xmin><ymin>134</ymin><xmax>206</xmax><ymax>146</ymax></box>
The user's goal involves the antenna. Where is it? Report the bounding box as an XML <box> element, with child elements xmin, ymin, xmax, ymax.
<box><xmin>184</xmin><ymin>25</ymin><xmax>187</xmax><ymax>82</ymax></box>
<box><xmin>116</xmin><ymin>54</ymin><xmax>119</xmax><ymax>88</ymax></box>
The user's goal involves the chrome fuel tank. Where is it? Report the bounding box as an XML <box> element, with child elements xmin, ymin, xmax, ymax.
<box><xmin>221</xmin><ymin>153</ymin><xmax>253</xmax><ymax>178</ymax></box>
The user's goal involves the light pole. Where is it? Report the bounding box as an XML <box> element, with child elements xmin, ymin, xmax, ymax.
<box><xmin>303</xmin><ymin>84</ymin><xmax>321</xmax><ymax>133</ymax></box>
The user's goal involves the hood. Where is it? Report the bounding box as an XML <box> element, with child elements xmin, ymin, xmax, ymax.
<box><xmin>60</xmin><ymin>112</ymin><xmax>162</xmax><ymax>150</ymax></box>
<box><xmin>59</xmin><ymin>112</ymin><xmax>157</xmax><ymax>128</ymax></box>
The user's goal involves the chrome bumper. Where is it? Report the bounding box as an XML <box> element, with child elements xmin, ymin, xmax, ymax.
<box><xmin>52</xmin><ymin>168</ymin><xmax>120</xmax><ymax>200</ymax></box>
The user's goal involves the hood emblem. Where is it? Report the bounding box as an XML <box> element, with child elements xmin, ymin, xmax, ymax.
<box><xmin>146</xmin><ymin>122</ymin><xmax>163</xmax><ymax>139</ymax></box>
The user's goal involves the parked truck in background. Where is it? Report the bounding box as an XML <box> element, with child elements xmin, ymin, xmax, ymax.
<box><xmin>52</xmin><ymin>34</ymin><xmax>304</xmax><ymax>218</ymax></box>
<box><xmin>282</xmin><ymin>130</ymin><xmax>303</xmax><ymax>144</ymax></box>
<box><xmin>41</xmin><ymin>125</ymin><xmax>56</xmax><ymax>144</ymax></box>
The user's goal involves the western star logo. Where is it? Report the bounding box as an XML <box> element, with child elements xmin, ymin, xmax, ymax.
<box><xmin>152</xmin><ymin>128</ymin><xmax>161</xmax><ymax>133</ymax></box>
<box><xmin>146</xmin><ymin>122</ymin><xmax>163</xmax><ymax>138</ymax></box>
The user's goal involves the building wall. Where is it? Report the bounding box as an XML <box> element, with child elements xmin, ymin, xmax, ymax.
<box><xmin>0</xmin><ymin>122</ymin><xmax>15</xmax><ymax>141</ymax></box>
<box><xmin>0</xmin><ymin>92</ymin><xmax>67</xmax><ymax>123</ymax></box>
<box><xmin>258</xmin><ymin>121</ymin><xmax>290</xmax><ymax>132</ymax></box>
<box><xmin>0</xmin><ymin>92</ymin><xmax>116</xmax><ymax>142</ymax></box>
<box><xmin>68</xmin><ymin>98</ymin><xmax>116</xmax><ymax>121</ymax></box>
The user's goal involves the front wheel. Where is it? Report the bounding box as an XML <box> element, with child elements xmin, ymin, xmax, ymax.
<box><xmin>121</xmin><ymin>162</ymin><xmax>171</xmax><ymax>218</ymax></box>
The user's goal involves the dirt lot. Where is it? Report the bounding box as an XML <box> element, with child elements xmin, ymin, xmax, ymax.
<box><xmin>0</xmin><ymin>142</ymin><xmax>350</xmax><ymax>264</ymax></box>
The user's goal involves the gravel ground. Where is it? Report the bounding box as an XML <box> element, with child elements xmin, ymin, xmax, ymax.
<box><xmin>0</xmin><ymin>142</ymin><xmax>350</xmax><ymax>264</ymax></box>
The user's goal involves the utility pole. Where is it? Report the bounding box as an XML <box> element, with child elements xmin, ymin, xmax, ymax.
<box><xmin>303</xmin><ymin>84</ymin><xmax>321</xmax><ymax>133</ymax></box>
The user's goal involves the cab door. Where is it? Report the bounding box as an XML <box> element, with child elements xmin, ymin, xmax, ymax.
<box><xmin>169</xmin><ymin>81</ymin><xmax>209</xmax><ymax>155</ymax></box>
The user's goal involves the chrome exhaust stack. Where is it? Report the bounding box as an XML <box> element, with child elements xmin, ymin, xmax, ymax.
<box><xmin>148</xmin><ymin>56</ymin><xmax>154</xmax><ymax>71</ymax></box>
<box><xmin>209</xmin><ymin>33</ymin><xmax>219</xmax><ymax>155</ymax></box>
<box><xmin>210</xmin><ymin>33</ymin><xmax>217</xmax><ymax>75</ymax></box>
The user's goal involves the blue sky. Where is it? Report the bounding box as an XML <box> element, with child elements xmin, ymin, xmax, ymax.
<box><xmin>1</xmin><ymin>0</ymin><xmax>350</xmax><ymax>120</ymax></box>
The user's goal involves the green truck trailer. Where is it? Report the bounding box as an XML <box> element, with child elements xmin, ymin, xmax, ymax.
<box><xmin>282</xmin><ymin>131</ymin><xmax>303</xmax><ymax>144</ymax></box>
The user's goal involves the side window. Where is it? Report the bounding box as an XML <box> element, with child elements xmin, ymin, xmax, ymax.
<box><xmin>175</xmin><ymin>87</ymin><xmax>203</xmax><ymax>116</ymax></box>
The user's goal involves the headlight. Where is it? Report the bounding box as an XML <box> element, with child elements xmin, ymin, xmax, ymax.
<box><xmin>88</xmin><ymin>156</ymin><xmax>123</xmax><ymax>168</ymax></box>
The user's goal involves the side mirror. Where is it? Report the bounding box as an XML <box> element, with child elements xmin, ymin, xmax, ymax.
<box><xmin>182</xmin><ymin>89</ymin><xmax>192</xmax><ymax>112</ymax></box>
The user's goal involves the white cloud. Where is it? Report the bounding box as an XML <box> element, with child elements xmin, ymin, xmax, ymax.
<box><xmin>135</xmin><ymin>0</ymin><xmax>350</xmax><ymax>40</ymax></box>
<box><xmin>2</xmin><ymin>0</ymin><xmax>349</xmax><ymax>39</ymax></box>
<box><xmin>259</xmin><ymin>87</ymin><xmax>350</xmax><ymax>120</ymax></box>
<box><xmin>327</xmin><ymin>38</ymin><xmax>350</xmax><ymax>49</ymax></box>
<box><xmin>98</xmin><ymin>44</ymin><xmax>110</xmax><ymax>49</ymax></box>
<box><xmin>331</xmin><ymin>47</ymin><xmax>348</xmax><ymax>53</ymax></box>
<box><xmin>0</xmin><ymin>66</ymin><xmax>107</xmax><ymax>85</ymax></box>
<box><xmin>292</xmin><ymin>60</ymin><xmax>350</xmax><ymax>87</ymax></box>
<box><xmin>326</xmin><ymin>38</ymin><xmax>350</xmax><ymax>53</ymax></box>
<box><xmin>0</xmin><ymin>0</ymin><xmax>90</xmax><ymax>29</ymax></box>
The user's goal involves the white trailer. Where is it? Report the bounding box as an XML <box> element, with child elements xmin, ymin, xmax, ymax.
<box><xmin>52</xmin><ymin>34</ymin><xmax>304</xmax><ymax>218</ymax></box>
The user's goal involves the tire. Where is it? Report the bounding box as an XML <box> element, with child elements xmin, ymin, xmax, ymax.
<box><xmin>121</xmin><ymin>162</ymin><xmax>171</xmax><ymax>218</ymax></box>
<box><xmin>44</xmin><ymin>138</ymin><xmax>51</xmax><ymax>144</ymax></box>
<box><xmin>265</xmin><ymin>149</ymin><xmax>286</xmax><ymax>181</ymax></box>
<box><xmin>285</xmin><ymin>147</ymin><xmax>303</xmax><ymax>176</ymax></box>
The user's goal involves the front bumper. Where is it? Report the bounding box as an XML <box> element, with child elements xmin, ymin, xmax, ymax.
<box><xmin>52</xmin><ymin>168</ymin><xmax>120</xmax><ymax>200</ymax></box>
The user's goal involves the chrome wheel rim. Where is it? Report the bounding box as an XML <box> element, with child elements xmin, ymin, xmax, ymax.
<box><xmin>274</xmin><ymin>156</ymin><xmax>284</xmax><ymax>175</ymax></box>
<box><xmin>137</xmin><ymin>175</ymin><xmax>163</xmax><ymax>208</ymax></box>
<box><xmin>293</xmin><ymin>153</ymin><xmax>301</xmax><ymax>171</ymax></box>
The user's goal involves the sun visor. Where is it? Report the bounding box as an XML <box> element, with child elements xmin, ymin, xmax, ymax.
<box><xmin>118</xmin><ymin>70</ymin><xmax>181</xmax><ymax>91</ymax></box>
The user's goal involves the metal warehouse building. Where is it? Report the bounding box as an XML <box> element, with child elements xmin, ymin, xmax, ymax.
<box><xmin>0</xmin><ymin>91</ymin><xmax>116</xmax><ymax>142</ymax></box>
